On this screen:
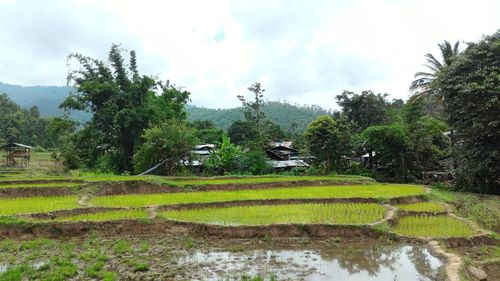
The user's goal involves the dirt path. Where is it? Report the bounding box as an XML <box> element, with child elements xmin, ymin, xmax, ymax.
<box><xmin>78</xmin><ymin>194</ymin><xmax>92</xmax><ymax>207</ymax></box>
<box><xmin>370</xmin><ymin>204</ymin><xmax>396</xmax><ymax>226</ymax></box>
<box><xmin>146</xmin><ymin>206</ymin><xmax>158</xmax><ymax>219</ymax></box>
<box><xmin>428</xmin><ymin>240</ymin><xmax>462</xmax><ymax>281</ymax></box>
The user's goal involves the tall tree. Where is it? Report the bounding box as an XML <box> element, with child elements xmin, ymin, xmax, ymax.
<box><xmin>133</xmin><ymin>121</ymin><xmax>198</xmax><ymax>175</ymax></box>
<box><xmin>237</xmin><ymin>82</ymin><xmax>268</xmax><ymax>147</ymax></box>
<box><xmin>410</xmin><ymin>40</ymin><xmax>461</xmax><ymax>100</ymax></box>
<box><xmin>61</xmin><ymin>44</ymin><xmax>190</xmax><ymax>172</ymax></box>
<box><xmin>434</xmin><ymin>31</ymin><xmax>500</xmax><ymax>194</ymax></box>
<box><xmin>304</xmin><ymin>115</ymin><xmax>352</xmax><ymax>172</ymax></box>
<box><xmin>336</xmin><ymin>90</ymin><xmax>389</xmax><ymax>132</ymax></box>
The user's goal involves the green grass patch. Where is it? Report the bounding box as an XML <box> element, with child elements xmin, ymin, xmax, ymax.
<box><xmin>53</xmin><ymin>210</ymin><xmax>148</xmax><ymax>222</ymax></box>
<box><xmin>0</xmin><ymin>196</ymin><xmax>79</xmax><ymax>215</ymax></box>
<box><xmin>159</xmin><ymin>203</ymin><xmax>386</xmax><ymax>225</ymax></box>
<box><xmin>396</xmin><ymin>202</ymin><xmax>446</xmax><ymax>213</ymax></box>
<box><xmin>90</xmin><ymin>184</ymin><xmax>424</xmax><ymax>208</ymax></box>
<box><xmin>393</xmin><ymin>215</ymin><xmax>475</xmax><ymax>238</ymax></box>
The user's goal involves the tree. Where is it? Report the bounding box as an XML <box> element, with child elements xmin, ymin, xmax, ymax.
<box><xmin>304</xmin><ymin>115</ymin><xmax>352</xmax><ymax>172</ymax></box>
<box><xmin>336</xmin><ymin>90</ymin><xmax>389</xmax><ymax>132</ymax></box>
<box><xmin>191</xmin><ymin>120</ymin><xmax>224</xmax><ymax>144</ymax></box>
<box><xmin>238</xmin><ymin>83</ymin><xmax>266</xmax><ymax>142</ymax></box>
<box><xmin>410</xmin><ymin>40</ymin><xmax>461</xmax><ymax>100</ymax></box>
<box><xmin>206</xmin><ymin>134</ymin><xmax>242</xmax><ymax>175</ymax></box>
<box><xmin>133</xmin><ymin>121</ymin><xmax>198</xmax><ymax>175</ymax></box>
<box><xmin>361</xmin><ymin>124</ymin><xmax>410</xmax><ymax>180</ymax></box>
<box><xmin>434</xmin><ymin>31</ymin><xmax>500</xmax><ymax>193</ymax></box>
<box><xmin>227</xmin><ymin>120</ymin><xmax>257</xmax><ymax>146</ymax></box>
<box><xmin>61</xmin><ymin>44</ymin><xmax>190</xmax><ymax>172</ymax></box>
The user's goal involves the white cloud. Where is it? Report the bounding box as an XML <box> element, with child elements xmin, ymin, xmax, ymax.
<box><xmin>0</xmin><ymin>0</ymin><xmax>498</xmax><ymax>109</ymax></box>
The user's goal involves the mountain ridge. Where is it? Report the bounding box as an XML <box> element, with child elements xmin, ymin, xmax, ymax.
<box><xmin>0</xmin><ymin>82</ymin><xmax>332</xmax><ymax>132</ymax></box>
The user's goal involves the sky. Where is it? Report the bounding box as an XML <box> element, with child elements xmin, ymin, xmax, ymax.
<box><xmin>0</xmin><ymin>0</ymin><xmax>498</xmax><ymax>110</ymax></box>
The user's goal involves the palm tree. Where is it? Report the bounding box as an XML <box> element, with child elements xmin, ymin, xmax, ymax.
<box><xmin>410</xmin><ymin>40</ymin><xmax>461</xmax><ymax>100</ymax></box>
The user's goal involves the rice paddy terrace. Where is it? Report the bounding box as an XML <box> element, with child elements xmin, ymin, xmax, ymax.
<box><xmin>0</xmin><ymin>169</ymin><xmax>498</xmax><ymax>280</ymax></box>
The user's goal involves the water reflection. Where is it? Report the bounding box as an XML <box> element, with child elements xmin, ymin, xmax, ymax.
<box><xmin>177</xmin><ymin>244</ymin><xmax>444</xmax><ymax>281</ymax></box>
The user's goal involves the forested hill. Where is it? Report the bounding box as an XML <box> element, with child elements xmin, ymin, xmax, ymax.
<box><xmin>1</xmin><ymin>82</ymin><xmax>331</xmax><ymax>132</ymax></box>
<box><xmin>187</xmin><ymin>101</ymin><xmax>332</xmax><ymax>133</ymax></box>
<box><xmin>0</xmin><ymin>82</ymin><xmax>90</xmax><ymax>121</ymax></box>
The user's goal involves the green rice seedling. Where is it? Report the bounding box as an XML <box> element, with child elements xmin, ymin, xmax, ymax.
<box><xmin>0</xmin><ymin>196</ymin><xmax>79</xmax><ymax>215</ymax></box>
<box><xmin>159</xmin><ymin>203</ymin><xmax>386</xmax><ymax>225</ymax></box>
<box><xmin>394</xmin><ymin>215</ymin><xmax>475</xmax><ymax>238</ymax></box>
<box><xmin>53</xmin><ymin>210</ymin><xmax>148</xmax><ymax>222</ymax></box>
<box><xmin>90</xmin><ymin>184</ymin><xmax>424</xmax><ymax>208</ymax></box>
<box><xmin>396</xmin><ymin>202</ymin><xmax>446</xmax><ymax>213</ymax></box>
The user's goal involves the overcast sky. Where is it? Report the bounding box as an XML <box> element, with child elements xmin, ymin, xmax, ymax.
<box><xmin>0</xmin><ymin>0</ymin><xmax>498</xmax><ymax>109</ymax></box>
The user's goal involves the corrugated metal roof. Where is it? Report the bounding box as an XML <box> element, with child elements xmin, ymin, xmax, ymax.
<box><xmin>0</xmin><ymin>142</ymin><xmax>34</xmax><ymax>149</ymax></box>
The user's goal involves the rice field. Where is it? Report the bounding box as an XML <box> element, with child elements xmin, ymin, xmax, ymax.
<box><xmin>90</xmin><ymin>184</ymin><xmax>425</xmax><ymax>208</ymax></box>
<box><xmin>396</xmin><ymin>202</ymin><xmax>446</xmax><ymax>213</ymax></box>
<box><xmin>159</xmin><ymin>203</ymin><xmax>387</xmax><ymax>225</ymax></box>
<box><xmin>0</xmin><ymin>196</ymin><xmax>79</xmax><ymax>215</ymax></box>
<box><xmin>51</xmin><ymin>209</ymin><xmax>148</xmax><ymax>222</ymax></box>
<box><xmin>393</xmin><ymin>215</ymin><xmax>475</xmax><ymax>237</ymax></box>
<box><xmin>171</xmin><ymin>175</ymin><xmax>373</xmax><ymax>186</ymax></box>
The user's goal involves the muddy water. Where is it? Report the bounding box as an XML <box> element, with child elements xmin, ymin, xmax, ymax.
<box><xmin>176</xmin><ymin>244</ymin><xmax>444</xmax><ymax>281</ymax></box>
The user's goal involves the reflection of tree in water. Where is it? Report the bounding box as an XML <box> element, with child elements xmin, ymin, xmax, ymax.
<box><xmin>406</xmin><ymin>246</ymin><xmax>443</xmax><ymax>280</ymax></box>
<box><xmin>320</xmin><ymin>244</ymin><xmax>399</xmax><ymax>276</ymax></box>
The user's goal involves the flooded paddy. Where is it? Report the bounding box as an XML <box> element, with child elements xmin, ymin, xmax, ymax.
<box><xmin>174</xmin><ymin>243</ymin><xmax>444</xmax><ymax>281</ymax></box>
<box><xmin>0</xmin><ymin>236</ymin><xmax>446</xmax><ymax>280</ymax></box>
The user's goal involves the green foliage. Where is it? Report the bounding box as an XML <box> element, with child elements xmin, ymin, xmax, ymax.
<box><xmin>305</xmin><ymin>115</ymin><xmax>351</xmax><ymax>172</ymax></box>
<box><xmin>434</xmin><ymin>30</ymin><xmax>500</xmax><ymax>193</ymax></box>
<box><xmin>191</xmin><ymin>120</ymin><xmax>224</xmax><ymax>144</ymax></box>
<box><xmin>205</xmin><ymin>134</ymin><xmax>242</xmax><ymax>175</ymax></box>
<box><xmin>187</xmin><ymin>101</ymin><xmax>331</xmax><ymax>134</ymax></box>
<box><xmin>362</xmin><ymin>124</ymin><xmax>410</xmax><ymax>179</ymax></box>
<box><xmin>62</xmin><ymin>44</ymin><xmax>190</xmax><ymax>173</ymax></box>
<box><xmin>227</xmin><ymin>120</ymin><xmax>257</xmax><ymax>146</ymax></box>
<box><xmin>238</xmin><ymin>150</ymin><xmax>273</xmax><ymax>175</ymax></box>
<box><xmin>113</xmin><ymin>240</ymin><xmax>132</xmax><ymax>255</ymax></box>
<box><xmin>133</xmin><ymin>121</ymin><xmax>198</xmax><ymax>175</ymax></box>
<box><xmin>0</xmin><ymin>94</ymin><xmax>51</xmax><ymax>147</ymax></box>
<box><xmin>336</xmin><ymin>90</ymin><xmax>390</xmax><ymax>132</ymax></box>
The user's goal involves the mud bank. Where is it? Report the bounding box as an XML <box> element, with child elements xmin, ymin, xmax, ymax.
<box><xmin>0</xmin><ymin>179</ymin><xmax>84</xmax><ymax>185</ymax></box>
<box><xmin>0</xmin><ymin>186</ymin><xmax>75</xmax><ymax>198</ymax></box>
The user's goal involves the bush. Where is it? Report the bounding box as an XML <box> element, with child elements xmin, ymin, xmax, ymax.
<box><xmin>344</xmin><ymin>162</ymin><xmax>375</xmax><ymax>178</ymax></box>
<box><xmin>238</xmin><ymin>150</ymin><xmax>273</xmax><ymax>175</ymax></box>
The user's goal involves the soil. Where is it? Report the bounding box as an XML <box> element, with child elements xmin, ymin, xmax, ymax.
<box><xmin>0</xmin><ymin>186</ymin><xmax>75</xmax><ymax>198</ymax></box>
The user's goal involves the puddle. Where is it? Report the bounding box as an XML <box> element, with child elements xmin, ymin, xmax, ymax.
<box><xmin>0</xmin><ymin>261</ymin><xmax>47</xmax><ymax>273</ymax></box>
<box><xmin>176</xmin><ymin>244</ymin><xmax>444</xmax><ymax>280</ymax></box>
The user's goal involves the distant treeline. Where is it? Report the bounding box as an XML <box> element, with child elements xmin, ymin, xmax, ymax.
<box><xmin>187</xmin><ymin>101</ymin><xmax>331</xmax><ymax>133</ymax></box>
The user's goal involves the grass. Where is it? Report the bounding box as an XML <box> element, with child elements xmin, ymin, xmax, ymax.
<box><xmin>396</xmin><ymin>202</ymin><xmax>446</xmax><ymax>213</ymax></box>
<box><xmin>429</xmin><ymin>188</ymin><xmax>500</xmax><ymax>232</ymax></box>
<box><xmin>0</xmin><ymin>196</ymin><xmax>79</xmax><ymax>215</ymax></box>
<box><xmin>159</xmin><ymin>203</ymin><xmax>387</xmax><ymax>225</ymax></box>
<box><xmin>52</xmin><ymin>210</ymin><xmax>148</xmax><ymax>222</ymax></box>
<box><xmin>0</xmin><ymin>183</ymin><xmax>82</xmax><ymax>189</ymax></box>
<box><xmin>90</xmin><ymin>184</ymin><xmax>425</xmax><ymax>208</ymax></box>
<box><xmin>393</xmin><ymin>215</ymin><xmax>475</xmax><ymax>238</ymax></box>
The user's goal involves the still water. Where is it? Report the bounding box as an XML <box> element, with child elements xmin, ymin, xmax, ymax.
<box><xmin>177</xmin><ymin>244</ymin><xmax>445</xmax><ymax>281</ymax></box>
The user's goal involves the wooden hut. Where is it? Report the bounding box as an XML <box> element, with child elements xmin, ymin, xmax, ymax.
<box><xmin>0</xmin><ymin>142</ymin><xmax>33</xmax><ymax>167</ymax></box>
